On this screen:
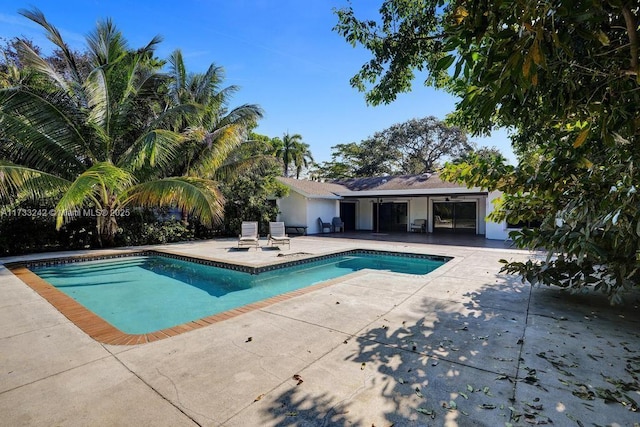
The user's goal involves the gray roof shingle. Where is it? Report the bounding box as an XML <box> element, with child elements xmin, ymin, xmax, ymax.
<box><xmin>278</xmin><ymin>174</ymin><xmax>470</xmax><ymax>198</ymax></box>
<box><xmin>277</xmin><ymin>177</ymin><xmax>346</xmax><ymax>198</ymax></box>
<box><xmin>335</xmin><ymin>174</ymin><xmax>462</xmax><ymax>191</ymax></box>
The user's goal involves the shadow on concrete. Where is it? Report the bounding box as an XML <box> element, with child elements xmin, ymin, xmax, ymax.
<box><xmin>257</xmin><ymin>275</ymin><xmax>640</xmax><ymax>426</ymax></box>
<box><xmin>252</xmin><ymin>388</ymin><xmax>352</xmax><ymax>426</ymax></box>
<box><xmin>255</xmin><ymin>273</ymin><xmax>525</xmax><ymax>425</ymax></box>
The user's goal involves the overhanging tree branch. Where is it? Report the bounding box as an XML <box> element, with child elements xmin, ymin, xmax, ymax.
<box><xmin>621</xmin><ymin>4</ymin><xmax>639</xmax><ymax>75</ymax></box>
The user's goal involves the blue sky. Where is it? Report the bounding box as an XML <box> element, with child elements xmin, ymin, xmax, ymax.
<box><xmin>0</xmin><ymin>0</ymin><xmax>515</xmax><ymax>166</ymax></box>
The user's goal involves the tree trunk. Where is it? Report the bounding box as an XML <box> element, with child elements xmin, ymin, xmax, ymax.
<box><xmin>96</xmin><ymin>204</ymin><xmax>119</xmax><ymax>247</ymax></box>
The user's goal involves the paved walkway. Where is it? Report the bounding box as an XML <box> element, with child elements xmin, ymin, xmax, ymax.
<box><xmin>1</xmin><ymin>236</ymin><xmax>638</xmax><ymax>426</ymax></box>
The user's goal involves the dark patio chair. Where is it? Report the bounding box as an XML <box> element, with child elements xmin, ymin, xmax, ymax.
<box><xmin>332</xmin><ymin>217</ymin><xmax>345</xmax><ymax>232</ymax></box>
<box><xmin>317</xmin><ymin>218</ymin><xmax>332</xmax><ymax>233</ymax></box>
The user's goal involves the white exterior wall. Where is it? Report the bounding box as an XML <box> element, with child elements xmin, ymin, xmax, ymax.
<box><xmin>307</xmin><ymin>199</ymin><xmax>340</xmax><ymax>234</ymax></box>
<box><xmin>477</xmin><ymin>197</ymin><xmax>487</xmax><ymax>235</ymax></box>
<box><xmin>277</xmin><ymin>191</ymin><xmax>307</xmax><ymax>226</ymax></box>
<box><xmin>485</xmin><ymin>190</ymin><xmax>510</xmax><ymax>240</ymax></box>
<box><xmin>277</xmin><ymin>185</ymin><xmax>509</xmax><ymax>240</ymax></box>
<box><xmin>277</xmin><ymin>192</ymin><xmax>341</xmax><ymax>234</ymax></box>
<box><xmin>409</xmin><ymin>197</ymin><xmax>429</xmax><ymax>231</ymax></box>
<box><xmin>357</xmin><ymin>198</ymin><xmax>375</xmax><ymax>230</ymax></box>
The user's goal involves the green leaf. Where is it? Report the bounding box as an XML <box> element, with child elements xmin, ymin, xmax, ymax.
<box><xmin>55</xmin><ymin>162</ymin><xmax>136</xmax><ymax>229</ymax></box>
<box><xmin>124</xmin><ymin>177</ymin><xmax>223</xmax><ymax>227</ymax></box>
<box><xmin>416</xmin><ymin>407</ymin><xmax>436</xmax><ymax>418</ymax></box>
<box><xmin>435</xmin><ymin>55</ymin><xmax>455</xmax><ymax>71</ymax></box>
<box><xmin>596</xmin><ymin>30</ymin><xmax>610</xmax><ymax>46</ymax></box>
<box><xmin>573</xmin><ymin>128</ymin><xmax>589</xmax><ymax>148</ymax></box>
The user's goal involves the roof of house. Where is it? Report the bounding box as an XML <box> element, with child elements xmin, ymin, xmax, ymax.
<box><xmin>336</xmin><ymin>174</ymin><xmax>462</xmax><ymax>191</ymax></box>
<box><xmin>278</xmin><ymin>174</ymin><xmax>481</xmax><ymax>199</ymax></box>
<box><xmin>277</xmin><ymin>177</ymin><xmax>346</xmax><ymax>199</ymax></box>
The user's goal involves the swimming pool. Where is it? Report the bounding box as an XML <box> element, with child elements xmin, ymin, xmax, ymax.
<box><xmin>23</xmin><ymin>250</ymin><xmax>448</xmax><ymax>338</ymax></box>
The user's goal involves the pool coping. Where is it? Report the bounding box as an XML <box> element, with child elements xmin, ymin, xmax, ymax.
<box><xmin>7</xmin><ymin>249</ymin><xmax>451</xmax><ymax>346</ymax></box>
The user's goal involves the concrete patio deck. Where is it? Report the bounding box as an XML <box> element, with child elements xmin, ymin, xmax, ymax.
<box><xmin>1</xmin><ymin>235</ymin><xmax>638</xmax><ymax>426</ymax></box>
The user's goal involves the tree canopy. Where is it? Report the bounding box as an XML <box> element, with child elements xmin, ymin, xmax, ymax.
<box><xmin>313</xmin><ymin>116</ymin><xmax>472</xmax><ymax>179</ymax></box>
<box><xmin>0</xmin><ymin>8</ymin><xmax>261</xmax><ymax>245</ymax></box>
<box><xmin>335</xmin><ymin>1</ymin><xmax>640</xmax><ymax>301</ymax></box>
<box><xmin>273</xmin><ymin>133</ymin><xmax>314</xmax><ymax>178</ymax></box>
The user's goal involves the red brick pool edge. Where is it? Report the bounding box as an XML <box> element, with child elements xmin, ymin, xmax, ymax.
<box><xmin>9</xmin><ymin>264</ymin><xmax>352</xmax><ymax>345</ymax></box>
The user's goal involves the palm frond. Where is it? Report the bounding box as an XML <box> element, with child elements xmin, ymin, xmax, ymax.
<box><xmin>216</xmin><ymin>103</ymin><xmax>264</xmax><ymax>128</ymax></box>
<box><xmin>0</xmin><ymin>161</ymin><xmax>70</xmax><ymax>202</ymax></box>
<box><xmin>197</xmin><ymin>64</ymin><xmax>226</xmax><ymax>102</ymax></box>
<box><xmin>54</xmin><ymin>162</ymin><xmax>136</xmax><ymax>229</ymax></box>
<box><xmin>148</xmin><ymin>103</ymin><xmax>198</xmax><ymax>130</ymax></box>
<box><xmin>0</xmin><ymin>87</ymin><xmax>90</xmax><ymax>175</ymax></box>
<box><xmin>84</xmin><ymin>67</ymin><xmax>110</xmax><ymax>136</ymax></box>
<box><xmin>117</xmin><ymin>129</ymin><xmax>184</xmax><ymax>172</ymax></box>
<box><xmin>86</xmin><ymin>18</ymin><xmax>128</xmax><ymax>67</ymax></box>
<box><xmin>189</xmin><ymin>124</ymin><xmax>246</xmax><ymax>176</ymax></box>
<box><xmin>15</xmin><ymin>40</ymin><xmax>73</xmax><ymax>93</ymax></box>
<box><xmin>209</xmin><ymin>84</ymin><xmax>239</xmax><ymax>108</ymax></box>
<box><xmin>119</xmin><ymin>51</ymin><xmax>146</xmax><ymax>103</ymax></box>
<box><xmin>124</xmin><ymin>177</ymin><xmax>223</xmax><ymax>226</ymax></box>
<box><xmin>18</xmin><ymin>7</ymin><xmax>83</xmax><ymax>85</ymax></box>
<box><xmin>137</xmin><ymin>35</ymin><xmax>163</xmax><ymax>57</ymax></box>
<box><xmin>214</xmin><ymin>154</ymin><xmax>280</xmax><ymax>182</ymax></box>
<box><xmin>167</xmin><ymin>49</ymin><xmax>187</xmax><ymax>104</ymax></box>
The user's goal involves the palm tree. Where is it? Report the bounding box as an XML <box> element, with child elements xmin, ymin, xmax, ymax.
<box><xmin>292</xmin><ymin>142</ymin><xmax>314</xmax><ymax>179</ymax></box>
<box><xmin>162</xmin><ymin>50</ymin><xmax>267</xmax><ymax>223</ymax></box>
<box><xmin>164</xmin><ymin>50</ymin><xmax>265</xmax><ymax>179</ymax></box>
<box><xmin>275</xmin><ymin>132</ymin><xmax>306</xmax><ymax>177</ymax></box>
<box><xmin>0</xmin><ymin>9</ymin><xmax>222</xmax><ymax>245</ymax></box>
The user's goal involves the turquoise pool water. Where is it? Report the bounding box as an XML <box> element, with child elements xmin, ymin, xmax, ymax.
<box><xmin>32</xmin><ymin>252</ymin><xmax>446</xmax><ymax>334</ymax></box>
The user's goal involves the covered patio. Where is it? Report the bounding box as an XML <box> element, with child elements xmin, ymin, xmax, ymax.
<box><xmin>277</xmin><ymin>175</ymin><xmax>510</xmax><ymax>240</ymax></box>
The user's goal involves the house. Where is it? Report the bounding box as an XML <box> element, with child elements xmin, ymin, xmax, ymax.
<box><xmin>276</xmin><ymin>174</ymin><xmax>510</xmax><ymax>240</ymax></box>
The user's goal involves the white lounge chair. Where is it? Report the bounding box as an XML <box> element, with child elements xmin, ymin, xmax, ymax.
<box><xmin>267</xmin><ymin>222</ymin><xmax>291</xmax><ymax>249</ymax></box>
<box><xmin>238</xmin><ymin>221</ymin><xmax>259</xmax><ymax>249</ymax></box>
<box><xmin>435</xmin><ymin>215</ymin><xmax>451</xmax><ymax>224</ymax></box>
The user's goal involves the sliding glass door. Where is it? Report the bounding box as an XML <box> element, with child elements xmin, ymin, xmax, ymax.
<box><xmin>433</xmin><ymin>202</ymin><xmax>476</xmax><ymax>234</ymax></box>
<box><xmin>372</xmin><ymin>202</ymin><xmax>408</xmax><ymax>232</ymax></box>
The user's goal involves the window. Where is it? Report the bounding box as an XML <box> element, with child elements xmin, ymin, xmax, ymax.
<box><xmin>433</xmin><ymin>202</ymin><xmax>477</xmax><ymax>234</ymax></box>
